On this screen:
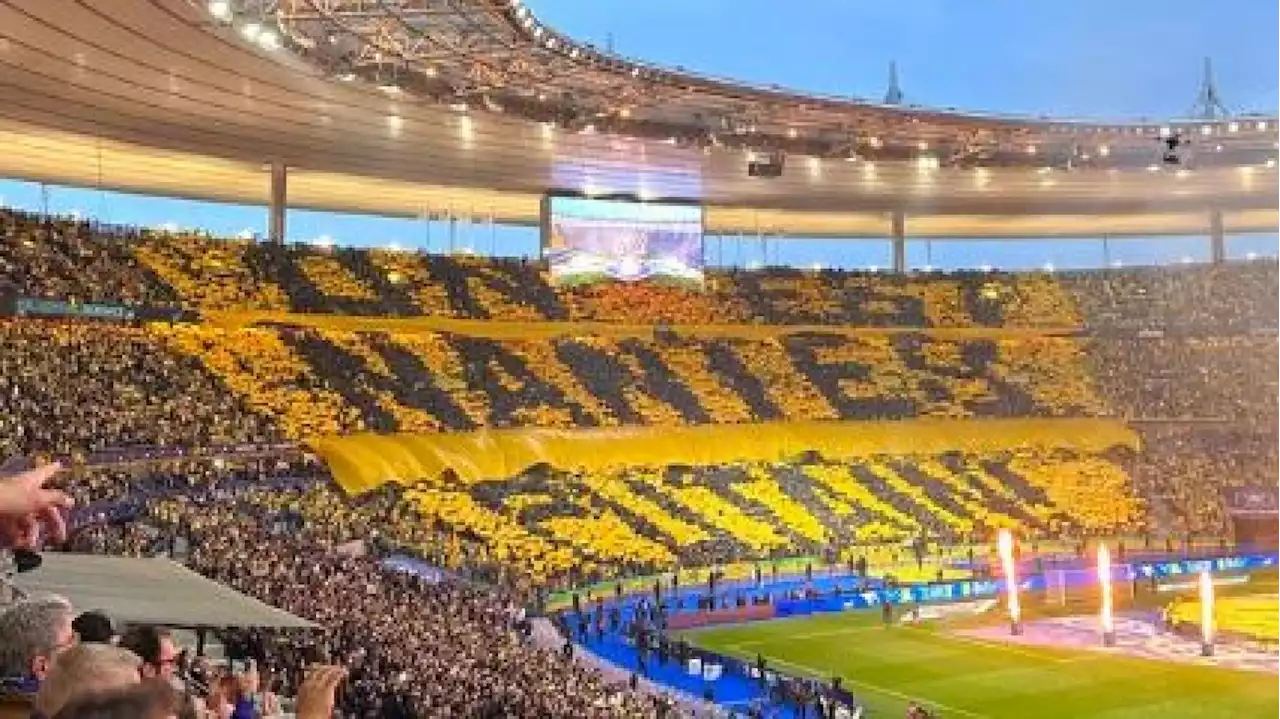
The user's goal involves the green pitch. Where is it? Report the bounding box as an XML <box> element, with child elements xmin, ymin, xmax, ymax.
<box><xmin>677</xmin><ymin>611</ymin><xmax>1278</xmax><ymax>718</ymax></box>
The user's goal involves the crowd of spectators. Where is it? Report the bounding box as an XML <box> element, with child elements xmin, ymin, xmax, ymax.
<box><xmin>0</xmin><ymin>320</ymin><xmax>279</xmax><ymax>460</ymax></box>
<box><xmin>1060</xmin><ymin>262</ymin><xmax>1279</xmax><ymax>333</ymax></box>
<box><xmin>1</xmin><ymin>207</ymin><xmax>1276</xmax><ymax>719</ymax></box>
<box><xmin>37</xmin><ymin>458</ymin><xmax>682</xmax><ymax>718</ymax></box>
<box><xmin>0</xmin><ymin>209</ymin><xmax>175</xmax><ymax>307</ymax></box>
<box><xmin>1126</xmin><ymin>425</ymin><xmax>1279</xmax><ymax>536</ymax></box>
<box><xmin>1086</xmin><ymin>336</ymin><xmax>1278</xmax><ymax>421</ymax></box>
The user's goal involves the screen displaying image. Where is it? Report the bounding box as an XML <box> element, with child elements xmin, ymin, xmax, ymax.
<box><xmin>544</xmin><ymin>196</ymin><xmax>704</xmax><ymax>286</ymax></box>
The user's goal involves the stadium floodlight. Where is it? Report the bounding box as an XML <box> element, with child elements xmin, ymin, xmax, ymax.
<box><xmin>240</xmin><ymin>22</ymin><xmax>261</xmax><ymax>42</ymax></box>
<box><xmin>996</xmin><ymin>529</ymin><xmax>1021</xmax><ymax>635</ymax></box>
<box><xmin>208</xmin><ymin>0</ymin><xmax>232</xmax><ymax>22</ymax></box>
<box><xmin>1199</xmin><ymin>572</ymin><xmax>1215</xmax><ymax>656</ymax></box>
<box><xmin>1097</xmin><ymin>543</ymin><xmax>1115</xmax><ymax>646</ymax></box>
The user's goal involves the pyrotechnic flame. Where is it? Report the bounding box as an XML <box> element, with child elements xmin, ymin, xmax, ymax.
<box><xmin>997</xmin><ymin>529</ymin><xmax>1020</xmax><ymax>623</ymax></box>
<box><xmin>1199</xmin><ymin>571</ymin><xmax>1215</xmax><ymax>645</ymax></box>
<box><xmin>1097</xmin><ymin>543</ymin><xmax>1113</xmax><ymax>634</ymax></box>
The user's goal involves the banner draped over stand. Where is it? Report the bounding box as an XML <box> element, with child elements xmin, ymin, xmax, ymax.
<box><xmin>306</xmin><ymin>418</ymin><xmax>1138</xmax><ymax>493</ymax></box>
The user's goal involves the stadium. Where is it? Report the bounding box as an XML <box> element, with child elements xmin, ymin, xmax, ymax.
<box><xmin>0</xmin><ymin>0</ymin><xmax>1276</xmax><ymax>717</ymax></box>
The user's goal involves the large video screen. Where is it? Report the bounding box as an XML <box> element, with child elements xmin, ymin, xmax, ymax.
<box><xmin>544</xmin><ymin>196</ymin><xmax>704</xmax><ymax>286</ymax></box>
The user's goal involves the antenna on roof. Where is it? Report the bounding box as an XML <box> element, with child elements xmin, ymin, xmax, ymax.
<box><xmin>1188</xmin><ymin>57</ymin><xmax>1230</xmax><ymax>120</ymax></box>
<box><xmin>883</xmin><ymin>61</ymin><xmax>904</xmax><ymax>105</ymax></box>
<box><xmin>605</xmin><ymin>32</ymin><xmax>614</xmax><ymax>54</ymax></box>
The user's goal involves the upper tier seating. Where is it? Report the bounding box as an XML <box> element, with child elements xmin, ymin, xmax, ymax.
<box><xmin>18</xmin><ymin>209</ymin><xmax>1273</xmax><ymax>330</ymax></box>
<box><xmin>1059</xmin><ymin>263</ymin><xmax>1279</xmax><ymax>332</ymax></box>
<box><xmin>0</xmin><ymin>209</ymin><xmax>177</xmax><ymax>306</ymax></box>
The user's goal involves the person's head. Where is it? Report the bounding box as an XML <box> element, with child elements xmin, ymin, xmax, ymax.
<box><xmin>49</xmin><ymin>681</ymin><xmax>174</xmax><ymax>719</ymax></box>
<box><xmin>0</xmin><ymin>596</ymin><xmax>76</xmax><ymax>681</ymax></box>
<box><xmin>117</xmin><ymin>627</ymin><xmax>177</xmax><ymax>681</ymax></box>
<box><xmin>34</xmin><ymin>644</ymin><xmax>142</xmax><ymax>717</ymax></box>
<box><xmin>71</xmin><ymin>612</ymin><xmax>115</xmax><ymax>645</ymax></box>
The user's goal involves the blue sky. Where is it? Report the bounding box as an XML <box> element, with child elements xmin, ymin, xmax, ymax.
<box><xmin>530</xmin><ymin>0</ymin><xmax>1279</xmax><ymax>119</ymax></box>
<box><xmin>1</xmin><ymin>0</ymin><xmax>1275</xmax><ymax>269</ymax></box>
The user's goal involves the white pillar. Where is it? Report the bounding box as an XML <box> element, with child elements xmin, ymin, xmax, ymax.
<box><xmin>1209</xmin><ymin>209</ymin><xmax>1225</xmax><ymax>264</ymax></box>
<box><xmin>268</xmin><ymin>161</ymin><xmax>287</xmax><ymax>244</ymax></box>
<box><xmin>891</xmin><ymin>210</ymin><xmax>907</xmax><ymax>273</ymax></box>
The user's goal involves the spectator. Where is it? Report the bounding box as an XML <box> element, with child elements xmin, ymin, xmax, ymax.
<box><xmin>34</xmin><ymin>644</ymin><xmax>142</xmax><ymax>718</ymax></box>
<box><xmin>48</xmin><ymin>680</ymin><xmax>178</xmax><ymax>719</ymax></box>
<box><xmin>71</xmin><ymin>612</ymin><xmax>116</xmax><ymax>645</ymax></box>
<box><xmin>0</xmin><ymin>596</ymin><xmax>77</xmax><ymax>719</ymax></box>
<box><xmin>118</xmin><ymin>627</ymin><xmax>178</xmax><ymax>682</ymax></box>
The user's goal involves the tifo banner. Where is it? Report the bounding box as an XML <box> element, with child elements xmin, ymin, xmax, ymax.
<box><xmin>544</xmin><ymin>197</ymin><xmax>704</xmax><ymax>286</ymax></box>
<box><xmin>197</xmin><ymin>309</ymin><xmax>1080</xmax><ymax>341</ymax></box>
<box><xmin>1226</xmin><ymin>488</ymin><xmax>1279</xmax><ymax>515</ymax></box>
<box><xmin>307</xmin><ymin>418</ymin><xmax>1139</xmax><ymax>493</ymax></box>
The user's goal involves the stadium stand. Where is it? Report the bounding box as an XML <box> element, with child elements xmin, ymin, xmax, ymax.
<box><xmin>58</xmin><ymin>456</ymin><xmax>676</xmax><ymax>718</ymax></box>
<box><xmin>1</xmin><ymin>207</ymin><xmax>1276</xmax><ymax>719</ymax></box>
<box><xmin>0</xmin><ymin>212</ymin><xmax>1103</xmax><ymax>327</ymax></box>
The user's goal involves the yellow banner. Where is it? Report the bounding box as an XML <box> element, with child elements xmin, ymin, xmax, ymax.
<box><xmin>199</xmin><ymin>310</ymin><xmax>1078</xmax><ymax>341</ymax></box>
<box><xmin>308</xmin><ymin>418</ymin><xmax>1138</xmax><ymax>493</ymax></box>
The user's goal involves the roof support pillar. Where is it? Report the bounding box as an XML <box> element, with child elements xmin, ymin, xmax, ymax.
<box><xmin>891</xmin><ymin>210</ymin><xmax>907</xmax><ymax>273</ymax></box>
<box><xmin>1208</xmin><ymin>208</ymin><xmax>1225</xmax><ymax>264</ymax></box>
<box><xmin>268</xmin><ymin>161</ymin><xmax>288</xmax><ymax>244</ymax></box>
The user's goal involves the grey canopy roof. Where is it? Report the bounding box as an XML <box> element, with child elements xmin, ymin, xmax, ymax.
<box><xmin>9</xmin><ymin>553</ymin><xmax>317</xmax><ymax>629</ymax></box>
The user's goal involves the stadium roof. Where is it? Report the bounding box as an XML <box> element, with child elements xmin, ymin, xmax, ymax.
<box><xmin>0</xmin><ymin>0</ymin><xmax>1274</xmax><ymax>236</ymax></box>
<box><xmin>10</xmin><ymin>553</ymin><xmax>317</xmax><ymax>629</ymax></box>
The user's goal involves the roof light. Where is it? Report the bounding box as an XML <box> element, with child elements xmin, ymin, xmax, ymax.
<box><xmin>208</xmin><ymin>0</ymin><xmax>232</xmax><ymax>21</ymax></box>
<box><xmin>257</xmin><ymin>28</ymin><xmax>280</xmax><ymax>50</ymax></box>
